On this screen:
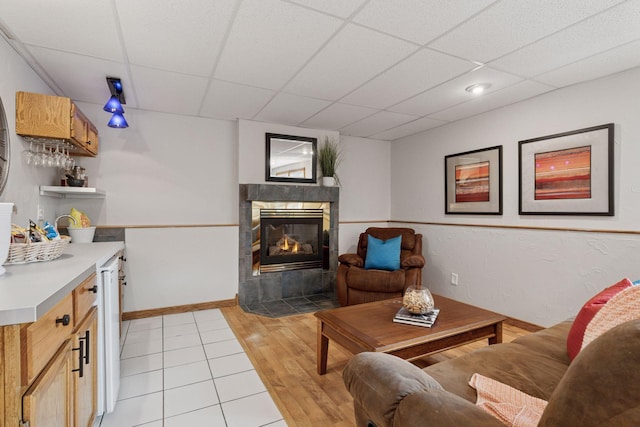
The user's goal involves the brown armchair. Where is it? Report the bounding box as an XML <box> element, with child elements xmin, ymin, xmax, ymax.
<box><xmin>336</xmin><ymin>227</ymin><xmax>425</xmax><ymax>306</ymax></box>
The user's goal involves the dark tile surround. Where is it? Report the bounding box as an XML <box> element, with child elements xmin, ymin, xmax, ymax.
<box><xmin>238</xmin><ymin>184</ymin><xmax>339</xmax><ymax>316</ymax></box>
<box><xmin>243</xmin><ymin>294</ymin><xmax>340</xmax><ymax>318</ymax></box>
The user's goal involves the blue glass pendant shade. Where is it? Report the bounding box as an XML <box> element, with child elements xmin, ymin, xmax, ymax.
<box><xmin>103</xmin><ymin>96</ymin><xmax>124</xmax><ymax>114</ymax></box>
<box><xmin>108</xmin><ymin>113</ymin><xmax>129</xmax><ymax>128</ymax></box>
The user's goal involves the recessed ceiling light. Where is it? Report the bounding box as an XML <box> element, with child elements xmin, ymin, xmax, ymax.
<box><xmin>465</xmin><ymin>83</ymin><xmax>491</xmax><ymax>95</ymax></box>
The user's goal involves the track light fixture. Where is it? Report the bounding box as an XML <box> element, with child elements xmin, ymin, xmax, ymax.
<box><xmin>104</xmin><ymin>77</ymin><xmax>128</xmax><ymax>128</ymax></box>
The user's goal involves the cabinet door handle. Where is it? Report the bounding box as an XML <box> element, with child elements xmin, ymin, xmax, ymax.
<box><xmin>122</xmin><ymin>281</ymin><xmax>127</xmax><ymax>286</ymax></box>
<box><xmin>119</xmin><ymin>256</ymin><xmax>127</xmax><ymax>262</ymax></box>
<box><xmin>72</xmin><ymin>340</ymin><xmax>85</xmax><ymax>378</ymax></box>
<box><xmin>87</xmin><ymin>285</ymin><xmax>98</xmax><ymax>294</ymax></box>
<box><xmin>83</xmin><ymin>330</ymin><xmax>90</xmax><ymax>365</ymax></box>
<box><xmin>55</xmin><ymin>314</ymin><xmax>71</xmax><ymax>326</ymax></box>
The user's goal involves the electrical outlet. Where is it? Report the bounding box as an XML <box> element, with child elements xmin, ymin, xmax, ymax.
<box><xmin>451</xmin><ymin>273</ymin><xmax>459</xmax><ymax>286</ymax></box>
<box><xmin>36</xmin><ymin>204</ymin><xmax>44</xmax><ymax>221</ymax></box>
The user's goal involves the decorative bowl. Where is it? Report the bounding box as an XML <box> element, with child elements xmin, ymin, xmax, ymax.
<box><xmin>402</xmin><ymin>286</ymin><xmax>435</xmax><ymax>314</ymax></box>
<box><xmin>66</xmin><ymin>177</ymin><xmax>85</xmax><ymax>187</ymax></box>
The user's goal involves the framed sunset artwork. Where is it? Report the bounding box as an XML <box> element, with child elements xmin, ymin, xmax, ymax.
<box><xmin>519</xmin><ymin>123</ymin><xmax>614</xmax><ymax>215</ymax></box>
<box><xmin>445</xmin><ymin>146</ymin><xmax>502</xmax><ymax>215</ymax></box>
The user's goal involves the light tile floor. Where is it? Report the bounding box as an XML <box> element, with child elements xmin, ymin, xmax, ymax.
<box><xmin>93</xmin><ymin>309</ymin><xmax>286</xmax><ymax>427</ymax></box>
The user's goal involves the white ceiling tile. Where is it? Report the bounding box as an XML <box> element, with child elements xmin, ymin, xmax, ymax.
<box><xmin>340</xmin><ymin>111</ymin><xmax>418</xmax><ymax>138</ymax></box>
<box><xmin>1</xmin><ymin>0</ymin><xmax>639</xmax><ymax>128</ymax></box>
<box><xmin>353</xmin><ymin>0</ymin><xmax>496</xmax><ymax>44</ymax></box>
<box><xmin>369</xmin><ymin>117</ymin><xmax>447</xmax><ymax>141</ymax></box>
<box><xmin>131</xmin><ymin>66</ymin><xmax>209</xmax><ymax>116</ymax></box>
<box><xmin>489</xmin><ymin>1</ymin><xmax>640</xmax><ymax>78</ymax></box>
<box><xmin>286</xmin><ymin>0</ymin><xmax>366</xmax><ymax>18</ymax></box>
<box><xmin>254</xmin><ymin>93</ymin><xmax>331</xmax><ymax>126</ymax></box>
<box><xmin>300</xmin><ymin>103</ymin><xmax>377</xmax><ymax>130</ymax></box>
<box><xmin>116</xmin><ymin>0</ymin><xmax>236</xmax><ymax>77</ymax></box>
<box><xmin>286</xmin><ymin>24</ymin><xmax>417</xmax><ymax>100</ymax></box>
<box><xmin>215</xmin><ymin>0</ymin><xmax>342</xmax><ymax>90</ymax></box>
<box><xmin>535</xmin><ymin>40</ymin><xmax>640</xmax><ymax>87</ymax></box>
<box><xmin>0</xmin><ymin>0</ymin><xmax>122</xmax><ymax>60</ymax></box>
<box><xmin>430</xmin><ymin>0</ymin><xmax>626</xmax><ymax>63</ymax></box>
<box><xmin>200</xmin><ymin>80</ymin><xmax>275</xmax><ymax>121</ymax></box>
<box><xmin>389</xmin><ymin>67</ymin><xmax>522</xmax><ymax>117</ymax></box>
<box><xmin>429</xmin><ymin>80</ymin><xmax>555</xmax><ymax>122</ymax></box>
<box><xmin>342</xmin><ymin>48</ymin><xmax>476</xmax><ymax>109</ymax></box>
<box><xmin>26</xmin><ymin>46</ymin><xmax>135</xmax><ymax>107</ymax></box>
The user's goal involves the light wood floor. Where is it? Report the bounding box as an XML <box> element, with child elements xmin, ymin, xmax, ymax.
<box><xmin>221</xmin><ymin>305</ymin><xmax>533</xmax><ymax>427</ymax></box>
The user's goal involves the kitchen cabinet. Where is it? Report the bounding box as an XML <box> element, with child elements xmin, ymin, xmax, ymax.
<box><xmin>0</xmin><ymin>273</ymin><xmax>98</xmax><ymax>427</ymax></box>
<box><xmin>71</xmin><ymin>105</ymin><xmax>99</xmax><ymax>156</ymax></box>
<box><xmin>22</xmin><ymin>340</ymin><xmax>74</xmax><ymax>427</ymax></box>
<box><xmin>73</xmin><ymin>307</ymin><xmax>98</xmax><ymax>427</ymax></box>
<box><xmin>15</xmin><ymin>91</ymin><xmax>99</xmax><ymax>157</ymax></box>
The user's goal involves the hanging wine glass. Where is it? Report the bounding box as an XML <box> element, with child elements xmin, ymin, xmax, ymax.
<box><xmin>46</xmin><ymin>146</ymin><xmax>55</xmax><ymax>168</ymax></box>
<box><xmin>33</xmin><ymin>144</ymin><xmax>43</xmax><ymax>167</ymax></box>
<box><xmin>54</xmin><ymin>144</ymin><xmax>63</xmax><ymax>168</ymax></box>
<box><xmin>23</xmin><ymin>141</ymin><xmax>35</xmax><ymax>166</ymax></box>
<box><xmin>65</xmin><ymin>149</ymin><xmax>75</xmax><ymax>170</ymax></box>
<box><xmin>40</xmin><ymin>144</ymin><xmax>49</xmax><ymax>167</ymax></box>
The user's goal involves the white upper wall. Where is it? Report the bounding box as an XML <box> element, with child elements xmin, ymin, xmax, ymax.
<box><xmin>338</xmin><ymin>135</ymin><xmax>390</xmax><ymax>222</ymax></box>
<box><xmin>391</xmin><ymin>66</ymin><xmax>640</xmax><ymax>230</ymax></box>
<box><xmin>62</xmin><ymin>103</ymin><xmax>238</xmax><ymax>226</ymax></box>
<box><xmin>237</xmin><ymin>119</ymin><xmax>339</xmax><ymax>184</ymax></box>
<box><xmin>337</xmin><ymin>135</ymin><xmax>391</xmax><ymax>253</ymax></box>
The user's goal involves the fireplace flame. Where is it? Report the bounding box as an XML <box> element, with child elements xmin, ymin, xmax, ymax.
<box><xmin>292</xmin><ymin>242</ymin><xmax>298</xmax><ymax>253</ymax></box>
<box><xmin>282</xmin><ymin>236</ymin><xmax>289</xmax><ymax>251</ymax></box>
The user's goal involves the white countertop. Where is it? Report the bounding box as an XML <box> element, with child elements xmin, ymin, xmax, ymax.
<box><xmin>0</xmin><ymin>241</ymin><xmax>125</xmax><ymax>326</ymax></box>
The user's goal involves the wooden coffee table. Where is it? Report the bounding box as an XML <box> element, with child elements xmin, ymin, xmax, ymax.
<box><xmin>315</xmin><ymin>294</ymin><xmax>506</xmax><ymax>374</ymax></box>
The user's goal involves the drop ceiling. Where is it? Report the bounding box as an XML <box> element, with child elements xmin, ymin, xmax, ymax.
<box><xmin>1</xmin><ymin>0</ymin><xmax>639</xmax><ymax>141</ymax></box>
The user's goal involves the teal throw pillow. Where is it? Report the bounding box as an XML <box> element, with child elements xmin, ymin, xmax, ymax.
<box><xmin>364</xmin><ymin>235</ymin><xmax>401</xmax><ymax>271</ymax></box>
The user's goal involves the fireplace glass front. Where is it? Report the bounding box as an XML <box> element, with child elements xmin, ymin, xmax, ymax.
<box><xmin>259</xmin><ymin>209</ymin><xmax>323</xmax><ymax>273</ymax></box>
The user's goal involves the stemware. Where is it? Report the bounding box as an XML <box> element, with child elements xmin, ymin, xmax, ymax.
<box><xmin>33</xmin><ymin>144</ymin><xmax>44</xmax><ymax>167</ymax></box>
<box><xmin>46</xmin><ymin>146</ymin><xmax>55</xmax><ymax>168</ymax></box>
<box><xmin>54</xmin><ymin>144</ymin><xmax>64</xmax><ymax>168</ymax></box>
<box><xmin>65</xmin><ymin>148</ymin><xmax>75</xmax><ymax>169</ymax></box>
<box><xmin>23</xmin><ymin>141</ymin><xmax>35</xmax><ymax>166</ymax></box>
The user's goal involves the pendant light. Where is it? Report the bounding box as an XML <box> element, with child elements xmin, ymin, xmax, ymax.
<box><xmin>104</xmin><ymin>77</ymin><xmax>128</xmax><ymax>128</ymax></box>
<box><xmin>103</xmin><ymin>96</ymin><xmax>124</xmax><ymax>114</ymax></box>
<box><xmin>107</xmin><ymin>113</ymin><xmax>128</xmax><ymax>128</ymax></box>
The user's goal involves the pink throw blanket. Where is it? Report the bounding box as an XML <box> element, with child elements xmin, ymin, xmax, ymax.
<box><xmin>469</xmin><ymin>373</ymin><xmax>547</xmax><ymax>427</ymax></box>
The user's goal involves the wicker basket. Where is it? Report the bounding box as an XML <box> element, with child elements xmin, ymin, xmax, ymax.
<box><xmin>5</xmin><ymin>236</ymin><xmax>71</xmax><ymax>264</ymax></box>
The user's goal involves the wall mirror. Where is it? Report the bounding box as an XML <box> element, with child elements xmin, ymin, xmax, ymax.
<box><xmin>265</xmin><ymin>133</ymin><xmax>317</xmax><ymax>184</ymax></box>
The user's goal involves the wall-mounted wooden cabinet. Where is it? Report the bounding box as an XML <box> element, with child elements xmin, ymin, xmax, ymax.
<box><xmin>15</xmin><ymin>91</ymin><xmax>99</xmax><ymax>157</ymax></box>
<box><xmin>1</xmin><ymin>273</ymin><xmax>99</xmax><ymax>427</ymax></box>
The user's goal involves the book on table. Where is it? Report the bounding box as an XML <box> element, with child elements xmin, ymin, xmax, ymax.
<box><xmin>393</xmin><ymin>307</ymin><xmax>440</xmax><ymax>327</ymax></box>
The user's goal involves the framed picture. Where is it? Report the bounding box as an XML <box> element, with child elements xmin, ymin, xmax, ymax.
<box><xmin>519</xmin><ymin>123</ymin><xmax>614</xmax><ymax>216</ymax></box>
<box><xmin>445</xmin><ymin>145</ymin><xmax>502</xmax><ymax>215</ymax></box>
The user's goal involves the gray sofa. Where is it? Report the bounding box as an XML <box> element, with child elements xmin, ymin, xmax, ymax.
<box><xmin>343</xmin><ymin>319</ymin><xmax>640</xmax><ymax>426</ymax></box>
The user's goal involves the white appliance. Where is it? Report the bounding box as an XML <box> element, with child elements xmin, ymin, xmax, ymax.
<box><xmin>96</xmin><ymin>255</ymin><xmax>120</xmax><ymax>414</ymax></box>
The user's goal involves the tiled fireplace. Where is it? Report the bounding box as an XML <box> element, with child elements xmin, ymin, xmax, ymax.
<box><xmin>238</xmin><ymin>184</ymin><xmax>339</xmax><ymax>316</ymax></box>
